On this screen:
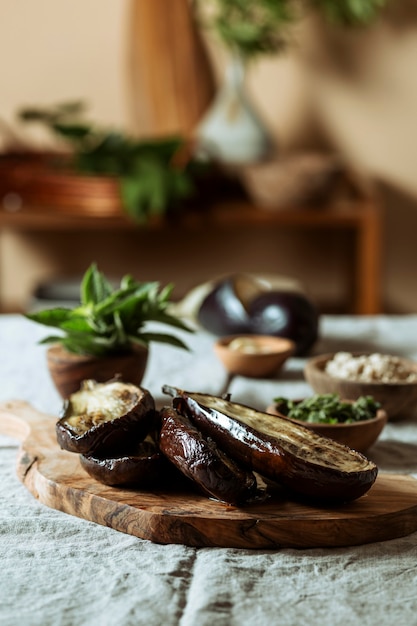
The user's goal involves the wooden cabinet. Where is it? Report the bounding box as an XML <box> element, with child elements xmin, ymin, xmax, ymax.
<box><xmin>0</xmin><ymin>196</ymin><xmax>382</xmax><ymax>314</ymax></box>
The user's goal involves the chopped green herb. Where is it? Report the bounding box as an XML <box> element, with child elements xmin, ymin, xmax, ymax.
<box><xmin>273</xmin><ymin>393</ymin><xmax>380</xmax><ymax>424</ymax></box>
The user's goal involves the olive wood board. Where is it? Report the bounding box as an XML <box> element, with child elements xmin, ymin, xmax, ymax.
<box><xmin>2</xmin><ymin>399</ymin><xmax>417</xmax><ymax>550</ymax></box>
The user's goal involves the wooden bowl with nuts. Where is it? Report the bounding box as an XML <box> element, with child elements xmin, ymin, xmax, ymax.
<box><xmin>304</xmin><ymin>352</ymin><xmax>417</xmax><ymax>420</ymax></box>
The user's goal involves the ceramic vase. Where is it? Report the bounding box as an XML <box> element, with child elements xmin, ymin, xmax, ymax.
<box><xmin>196</xmin><ymin>54</ymin><xmax>273</xmax><ymax>164</ymax></box>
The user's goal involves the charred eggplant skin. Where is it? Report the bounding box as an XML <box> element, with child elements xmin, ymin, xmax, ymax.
<box><xmin>159</xmin><ymin>406</ymin><xmax>257</xmax><ymax>505</ymax></box>
<box><xmin>56</xmin><ymin>382</ymin><xmax>158</xmax><ymax>456</ymax></box>
<box><xmin>164</xmin><ymin>387</ymin><xmax>378</xmax><ymax>504</ymax></box>
<box><xmin>56</xmin><ymin>412</ymin><xmax>157</xmax><ymax>456</ymax></box>
<box><xmin>79</xmin><ymin>441</ymin><xmax>168</xmax><ymax>486</ymax></box>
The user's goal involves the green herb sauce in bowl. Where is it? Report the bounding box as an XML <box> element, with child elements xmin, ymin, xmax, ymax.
<box><xmin>266</xmin><ymin>394</ymin><xmax>387</xmax><ymax>452</ymax></box>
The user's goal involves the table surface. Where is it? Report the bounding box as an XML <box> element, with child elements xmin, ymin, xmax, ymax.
<box><xmin>1</xmin><ymin>314</ymin><xmax>417</xmax><ymax>626</ymax></box>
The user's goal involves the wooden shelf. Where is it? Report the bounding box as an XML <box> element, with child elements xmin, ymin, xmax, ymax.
<box><xmin>0</xmin><ymin>196</ymin><xmax>383</xmax><ymax>315</ymax></box>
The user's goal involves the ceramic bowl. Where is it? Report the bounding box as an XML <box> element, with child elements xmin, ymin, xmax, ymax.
<box><xmin>214</xmin><ymin>334</ymin><xmax>295</xmax><ymax>378</ymax></box>
<box><xmin>266</xmin><ymin>401</ymin><xmax>388</xmax><ymax>452</ymax></box>
<box><xmin>304</xmin><ymin>353</ymin><xmax>417</xmax><ymax>420</ymax></box>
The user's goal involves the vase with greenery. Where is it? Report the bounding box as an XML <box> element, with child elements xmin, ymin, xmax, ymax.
<box><xmin>193</xmin><ymin>0</ymin><xmax>388</xmax><ymax>163</ymax></box>
<box><xmin>25</xmin><ymin>263</ymin><xmax>192</xmax><ymax>398</ymax></box>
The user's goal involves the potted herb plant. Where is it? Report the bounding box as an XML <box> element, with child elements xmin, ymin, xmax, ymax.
<box><xmin>25</xmin><ymin>264</ymin><xmax>192</xmax><ymax>398</ymax></box>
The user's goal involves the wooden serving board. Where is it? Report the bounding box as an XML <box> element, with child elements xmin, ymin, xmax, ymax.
<box><xmin>2</xmin><ymin>400</ymin><xmax>417</xmax><ymax>550</ymax></box>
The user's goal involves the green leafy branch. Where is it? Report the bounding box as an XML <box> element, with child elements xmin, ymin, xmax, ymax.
<box><xmin>195</xmin><ymin>0</ymin><xmax>298</xmax><ymax>59</ymax></box>
<box><xmin>17</xmin><ymin>102</ymin><xmax>202</xmax><ymax>223</ymax></box>
<box><xmin>195</xmin><ymin>0</ymin><xmax>389</xmax><ymax>59</ymax></box>
<box><xmin>309</xmin><ymin>0</ymin><xmax>388</xmax><ymax>27</ymax></box>
<box><xmin>25</xmin><ymin>263</ymin><xmax>193</xmax><ymax>357</ymax></box>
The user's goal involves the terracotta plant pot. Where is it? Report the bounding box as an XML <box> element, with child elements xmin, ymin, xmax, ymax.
<box><xmin>47</xmin><ymin>344</ymin><xmax>149</xmax><ymax>399</ymax></box>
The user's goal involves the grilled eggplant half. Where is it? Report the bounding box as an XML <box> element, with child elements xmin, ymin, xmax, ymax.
<box><xmin>56</xmin><ymin>380</ymin><xmax>157</xmax><ymax>456</ymax></box>
<box><xmin>159</xmin><ymin>406</ymin><xmax>257</xmax><ymax>505</ymax></box>
<box><xmin>79</xmin><ymin>440</ymin><xmax>168</xmax><ymax>486</ymax></box>
<box><xmin>163</xmin><ymin>387</ymin><xmax>378</xmax><ymax>503</ymax></box>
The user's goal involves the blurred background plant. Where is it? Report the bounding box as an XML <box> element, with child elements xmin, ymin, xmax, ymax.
<box><xmin>194</xmin><ymin>0</ymin><xmax>389</xmax><ymax>60</ymax></box>
<box><xmin>2</xmin><ymin>2</ymin><xmax>389</xmax><ymax>222</ymax></box>
<box><xmin>7</xmin><ymin>101</ymin><xmax>207</xmax><ymax>223</ymax></box>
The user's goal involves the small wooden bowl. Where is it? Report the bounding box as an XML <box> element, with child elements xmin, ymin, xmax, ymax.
<box><xmin>214</xmin><ymin>334</ymin><xmax>295</xmax><ymax>378</ymax></box>
<box><xmin>266</xmin><ymin>401</ymin><xmax>388</xmax><ymax>452</ymax></box>
<box><xmin>305</xmin><ymin>353</ymin><xmax>417</xmax><ymax>420</ymax></box>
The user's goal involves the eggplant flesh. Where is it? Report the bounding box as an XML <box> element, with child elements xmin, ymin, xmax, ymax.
<box><xmin>163</xmin><ymin>387</ymin><xmax>378</xmax><ymax>503</ymax></box>
<box><xmin>56</xmin><ymin>380</ymin><xmax>157</xmax><ymax>456</ymax></box>
<box><xmin>159</xmin><ymin>406</ymin><xmax>257</xmax><ymax>505</ymax></box>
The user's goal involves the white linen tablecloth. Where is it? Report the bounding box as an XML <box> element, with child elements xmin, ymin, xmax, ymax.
<box><xmin>1</xmin><ymin>314</ymin><xmax>417</xmax><ymax>626</ymax></box>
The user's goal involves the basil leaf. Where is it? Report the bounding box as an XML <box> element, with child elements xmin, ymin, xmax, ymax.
<box><xmin>26</xmin><ymin>308</ymin><xmax>74</xmax><ymax>327</ymax></box>
<box><xmin>25</xmin><ymin>263</ymin><xmax>193</xmax><ymax>356</ymax></box>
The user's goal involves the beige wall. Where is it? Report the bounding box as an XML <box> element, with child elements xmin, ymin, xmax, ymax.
<box><xmin>0</xmin><ymin>0</ymin><xmax>128</xmax><ymax>147</ymax></box>
<box><xmin>1</xmin><ymin>1</ymin><xmax>417</xmax><ymax>312</ymax></box>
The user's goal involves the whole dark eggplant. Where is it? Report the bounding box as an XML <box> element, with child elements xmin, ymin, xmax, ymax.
<box><xmin>247</xmin><ymin>291</ymin><xmax>319</xmax><ymax>356</ymax></box>
<box><xmin>197</xmin><ymin>275</ymin><xmax>319</xmax><ymax>356</ymax></box>
<box><xmin>197</xmin><ymin>275</ymin><xmax>251</xmax><ymax>336</ymax></box>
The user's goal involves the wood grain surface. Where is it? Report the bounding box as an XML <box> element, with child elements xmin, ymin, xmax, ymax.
<box><xmin>2</xmin><ymin>400</ymin><xmax>417</xmax><ymax>549</ymax></box>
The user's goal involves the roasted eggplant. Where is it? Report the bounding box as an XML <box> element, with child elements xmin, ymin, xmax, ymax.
<box><xmin>163</xmin><ymin>387</ymin><xmax>378</xmax><ymax>503</ymax></box>
<box><xmin>159</xmin><ymin>406</ymin><xmax>257</xmax><ymax>505</ymax></box>
<box><xmin>79</xmin><ymin>440</ymin><xmax>168</xmax><ymax>486</ymax></box>
<box><xmin>56</xmin><ymin>380</ymin><xmax>157</xmax><ymax>456</ymax></box>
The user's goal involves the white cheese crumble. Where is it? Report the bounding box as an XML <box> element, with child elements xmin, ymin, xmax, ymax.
<box><xmin>325</xmin><ymin>351</ymin><xmax>417</xmax><ymax>383</ymax></box>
